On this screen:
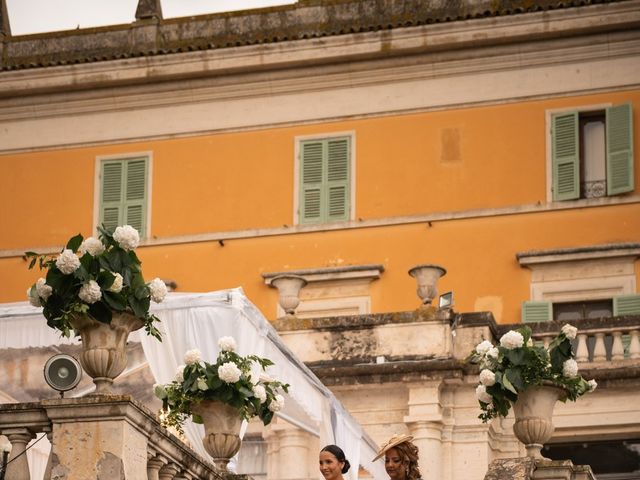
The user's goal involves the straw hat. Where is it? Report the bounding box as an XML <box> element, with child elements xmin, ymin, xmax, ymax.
<box><xmin>372</xmin><ymin>434</ymin><xmax>414</xmax><ymax>461</ymax></box>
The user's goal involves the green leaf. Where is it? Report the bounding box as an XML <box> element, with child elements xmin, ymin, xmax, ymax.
<box><xmin>66</xmin><ymin>234</ymin><xmax>83</xmax><ymax>252</ymax></box>
<box><xmin>501</xmin><ymin>372</ymin><xmax>518</xmax><ymax>395</ymax></box>
<box><xmin>88</xmin><ymin>302</ymin><xmax>112</xmax><ymax>324</ymax></box>
<box><xmin>96</xmin><ymin>270</ymin><xmax>116</xmax><ymax>290</ymax></box>
<box><xmin>505</xmin><ymin>368</ymin><xmax>524</xmax><ymax>391</ymax></box>
<box><xmin>191</xmin><ymin>413</ymin><xmax>203</xmax><ymax>424</ymax></box>
<box><xmin>505</xmin><ymin>349</ymin><xmax>526</xmax><ymax>366</ymax></box>
<box><xmin>129</xmin><ymin>295</ymin><xmax>149</xmax><ymax>318</ymax></box>
<box><xmin>102</xmin><ymin>291</ymin><xmax>127</xmax><ymax>311</ymax></box>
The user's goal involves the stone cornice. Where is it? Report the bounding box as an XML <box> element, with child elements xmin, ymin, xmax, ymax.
<box><xmin>1</xmin><ymin>1</ymin><xmax>638</xmax><ymax>99</ymax></box>
<box><xmin>517</xmin><ymin>242</ymin><xmax>640</xmax><ymax>265</ymax></box>
<box><xmin>3</xmin><ymin>195</ymin><xmax>637</xmax><ymax>259</ymax></box>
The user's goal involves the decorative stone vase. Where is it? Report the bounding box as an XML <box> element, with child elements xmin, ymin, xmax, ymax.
<box><xmin>408</xmin><ymin>264</ymin><xmax>447</xmax><ymax>305</ymax></box>
<box><xmin>70</xmin><ymin>311</ymin><xmax>144</xmax><ymax>394</ymax></box>
<box><xmin>270</xmin><ymin>274</ymin><xmax>307</xmax><ymax>315</ymax></box>
<box><xmin>512</xmin><ymin>384</ymin><xmax>567</xmax><ymax>459</ymax></box>
<box><xmin>191</xmin><ymin>400</ymin><xmax>243</xmax><ymax>471</ymax></box>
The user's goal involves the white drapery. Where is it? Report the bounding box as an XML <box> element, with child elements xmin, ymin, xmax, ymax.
<box><xmin>0</xmin><ymin>290</ymin><xmax>386</xmax><ymax>480</ymax></box>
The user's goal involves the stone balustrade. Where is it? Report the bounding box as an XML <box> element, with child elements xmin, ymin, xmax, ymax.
<box><xmin>0</xmin><ymin>395</ymin><xmax>245</xmax><ymax>480</ymax></box>
<box><xmin>500</xmin><ymin>316</ymin><xmax>640</xmax><ymax>364</ymax></box>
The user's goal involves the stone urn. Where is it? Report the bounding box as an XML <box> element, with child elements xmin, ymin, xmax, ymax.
<box><xmin>191</xmin><ymin>400</ymin><xmax>243</xmax><ymax>471</ymax></box>
<box><xmin>70</xmin><ymin>311</ymin><xmax>144</xmax><ymax>394</ymax></box>
<box><xmin>270</xmin><ymin>274</ymin><xmax>307</xmax><ymax>316</ymax></box>
<box><xmin>408</xmin><ymin>264</ymin><xmax>447</xmax><ymax>305</ymax></box>
<box><xmin>512</xmin><ymin>384</ymin><xmax>567</xmax><ymax>459</ymax></box>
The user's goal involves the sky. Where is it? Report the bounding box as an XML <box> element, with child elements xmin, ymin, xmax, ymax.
<box><xmin>6</xmin><ymin>0</ymin><xmax>297</xmax><ymax>35</ymax></box>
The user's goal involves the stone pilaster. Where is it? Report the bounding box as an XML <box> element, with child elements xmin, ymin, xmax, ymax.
<box><xmin>403</xmin><ymin>381</ymin><xmax>444</xmax><ymax>480</ymax></box>
<box><xmin>264</xmin><ymin>419</ymin><xmax>314</xmax><ymax>480</ymax></box>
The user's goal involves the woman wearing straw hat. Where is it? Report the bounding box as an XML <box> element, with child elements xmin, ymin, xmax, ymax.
<box><xmin>372</xmin><ymin>434</ymin><xmax>422</xmax><ymax>480</ymax></box>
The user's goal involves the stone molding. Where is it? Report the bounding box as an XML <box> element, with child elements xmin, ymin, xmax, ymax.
<box><xmin>517</xmin><ymin>243</ymin><xmax>640</xmax><ymax>265</ymax></box>
<box><xmin>3</xmin><ymin>195</ymin><xmax>638</xmax><ymax>259</ymax></box>
<box><xmin>262</xmin><ymin>264</ymin><xmax>384</xmax><ymax>285</ymax></box>
<box><xmin>0</xmin><ymin>3</ymin><xmax>639</xmax><ymax>152</ymax></box>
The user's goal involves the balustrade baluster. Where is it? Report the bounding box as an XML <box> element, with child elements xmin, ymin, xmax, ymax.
<box><xmin>4</xmin><ymin>429</ymin><xmax>34</xmax><ymax>480</ymax></box>
<box><xmin>611</xmin><ymin>331</ymin><xmax>625</xmax><ymax>361</ymax></box>
<box><xmin>159</xmin><ymin>462</ymin><xmax>180</xmax><ymax>480</ymax></box>
<box><xmin>593</xmin><ymin>333</ymin><xmax>607</xmax><ymax>362</ymax></box>
<box><xmin>542</xmin><ymin>335</ymin><xmax>552</xmax><ymax>349</ymax></box>
<box><xmin>576</xmin><ymin>333</ymin><xmax>589</xmax><ymax>363</ymax></box>
<box><xmin>629</xmin><ymin>329</ymin><xmax>640</xmax><ymax>360</ymax></box>
<box><xmin>147</xmin><ymin>453</ymin><xmax>167</xmax><ymax>480</ymax></box>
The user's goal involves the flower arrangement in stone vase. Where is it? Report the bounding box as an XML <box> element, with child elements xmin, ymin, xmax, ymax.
<box><xmin>154</xmin><ymin>336</ymin><xmax>290</xmax><ymax>432</ymax></box>
<box><xmin>469</xmin><ymin>324</ymin><xmax>597</xmax><ymax>422</ymax></box>
<box><xmin>26</xmin><ymin>225</ymin><xmax>165</xmax><ymax>339</ymax></box>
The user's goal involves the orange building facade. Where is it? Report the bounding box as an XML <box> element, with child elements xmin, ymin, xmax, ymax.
<box><xmin>1</xmin><ymin>0</ymin><xmax>639</xmax><ymax>324</ymax></box>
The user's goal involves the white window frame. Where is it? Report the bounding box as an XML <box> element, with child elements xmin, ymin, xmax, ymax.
<box><xmin>93</xmin><ymin>151</ymin><xmax>153</xmax><ymax>239</ymax></box>
<box><xmin>293</xmin><ymin>131</ymin><xmax>356</xmax><ymax>226</ymax></box>
<box><xmin>545</xmin><ymin>103</ymin><xmax>612</xmax><ymax>203</ymax></box>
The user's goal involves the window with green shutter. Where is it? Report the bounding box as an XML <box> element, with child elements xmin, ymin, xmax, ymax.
<box><xmin>299</xmin><ymin>136</ymin><xmax>351</xmax><ymax>224</ymax></box>
<box><xmin>522</xmin><ymin>301</ymin><xmax>552</xmax><ymax>323</ymax></box>
<box><xmin>551</xmin><ymin>103</ymin><xmax>634</xmax><ymax>201</ymax></box>
<box><xmin>99</xmin><ymin>157</ymin><xmax>149</xmax><ymax>236</ymax></box>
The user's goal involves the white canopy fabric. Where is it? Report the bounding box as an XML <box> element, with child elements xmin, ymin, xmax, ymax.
<box><xmin>0</xmin><ymin>289</ymin><xmax>386</xmax><ymax>480</ymax></box>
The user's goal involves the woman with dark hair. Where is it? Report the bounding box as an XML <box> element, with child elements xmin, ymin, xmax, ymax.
<box><xmin>319</xmin><ymin>444</ymin><xmax>351</xmax><ymax>480</ymax></box>
<box><xmin>372</xmin><ymin>434</ymin><xmax>422</xmax><ymax>480</ymax></box>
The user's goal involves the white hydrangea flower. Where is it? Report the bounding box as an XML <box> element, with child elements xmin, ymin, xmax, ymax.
<box><xmin>268</xmin><ymin>394</ymin><xmax>285</xmax><ymax>412</ymax></box>
<box><xmin>149</xmin><ymin>278</ymin><xmax>168</xmax><ymax>303</ymax></box>
<box><xmin>252</xmin><ymin>384</ymin><xmax>267</xmax><ymax>403</ymax></box>
<box><xmin>153</xmin><ymin>383</ymin><xmax>167</xmax><ymax>399</ymax></box>
<box><xmin>218</xmin><ymin>336</ymin><xmax>237</xmax><ymax>352</ymax></box>
<box><xmin>218</xmin><ymin>362</ymin><xmax>242</xmax><ymax>383</ymax></box>
<box><xmin>175</xmin><ymin>365</ymin><xmax>186</xmax><ymax>383</ymax></box>
<box><xmin>78</xmin><ymin>280</ymin><xmax>102</xmax><ymax>304</ymax></box>
<box><xmin>475</xmin><ymin>340</ymin><xmax>493</xmax><ymax>355</ymax></box>
<box><xmin>27</xmin><ymin>287</ymin><xmax>41</xmax><ymax>307</ymax></box>
<box><xmin>562</xmin><ymin>359</ymin><xmax>579</xmax><ymax>378</ymax></box>
<box><xmin>587</xmin><ymin>379</ymin><xmax>597</xmax><ymax>392</ymax></box>
<box><xmin>500</xmin><ymin>330</ymin><xmax>524</xmax><ymax>350</ymax></box>
<box><xmin>79</xmin><ymin>237</ymin><xmax>105</xmax><ymax>256</ymax></box>
<box><xmin>184</xmin><ymin>349</ymin><xmax>201</xmax><ymax>365</ymax></box>
<box><xmin>476</xmin><ymin>384</ymin><xmax>492</xmax><ymax>404</ymax></box>
<box><xmin>113</xmin><ymin>225</ymin><xmax>140</xmax><ymax>251</ymax></box>
<box><xmin>561</xmin><ymin>324</ymin><xmax>578</xmax><ymax>340</ymax></box>
<box><xmin>487</xmin><ymin>347</ymin><xmax>499</xmax><ymax>359</ymax></box>
<box><xmin>56</xmin><ymin>249</ymin><xmax>81</xmax><ymax>275</ymax></box>
<box><xmin>35</xmin><ymin>278</ymin><xmax>52</xmax><ymax>301</ymax></box>
<box><xmin>108</xmin><ymin>272</ymin><xmax>123</xmax><ymax>293</ymax></box>
<box><xmin>479</xmin><ymin>369</ymin><xmax>496</xmax><ymax>387</ymax></box>
<box><xmin>259</xmin><ymin>372</ymin><xmax>275</xmax><ymax>383</ymax></box>
<box><xmin>197</xmin><ymin>377</ymin><xmax>208</xmax><ymax>391</ymax></box>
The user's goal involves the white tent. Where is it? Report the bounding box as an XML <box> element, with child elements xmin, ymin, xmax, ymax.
<box><xmin>0</xmin><ymin>289</ymin><xmax>385</xmax><ymax>479</ymax></box>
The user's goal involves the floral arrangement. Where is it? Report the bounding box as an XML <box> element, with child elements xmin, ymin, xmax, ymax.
<box><xmin>26</xmin><ymin>225</ymin><xmax>165</xmax><ymax>339</ymax></box>
<box><xmin>154</xmin><ymin>336</ymin><xmax>290</xmax><ymax>432</ymax></box>
<box><xmin>469</xmin><ymin>324</ymin><xmax>597</xmax><ymax>422</ymax></box>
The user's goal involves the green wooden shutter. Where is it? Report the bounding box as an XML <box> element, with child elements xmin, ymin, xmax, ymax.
<box><xmin>326</xmin><ymin>137</ymin><xmax>350</xmax><ymax>221</ymax></box>
<box><xmin>300</xmin><ymin>137</ymin><xmax>350</xmax><ymax>224</ymax></box>
<box><xmin>100</xmin><ymin>161</ymin><xmax>124</xmax><ymax>232</ymax></box>
<box><xmin>522</xmin><ymin>301</ymin><xmax>552</xmax><ymax>323</ymax></box>
<box><xmin>613</xmin><ymin>294</ymin><xmax>640</xmax><ymax>315</ymax></box>
<box><xmin>606</xmin><ymin>103</ymin><xmax>634</xmax><ymax>195</ymax></box>
<box><xmin>300</xmin><ymin>141</ymin><xmax>324</xmax><ymax>223</ymax></box>
<box><xmin>99</xmin><ymin>157</ymin><xmax>148</xmax><ymax>236</ymax></box>
<box><xmin>552</xmin><ymin>112</ymin><xmax>580</xmax><ymax>201</ymax></box>
<box><xmin>124</xmin><ymin>158</ymin><xmax>148</xmax><ymax>235</ymax></box>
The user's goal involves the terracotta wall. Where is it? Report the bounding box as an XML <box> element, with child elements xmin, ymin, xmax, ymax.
<box><xmin>1</xmin><ymin>90</ymin><xmax>638</xmax><ymax>321</ymax></box>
